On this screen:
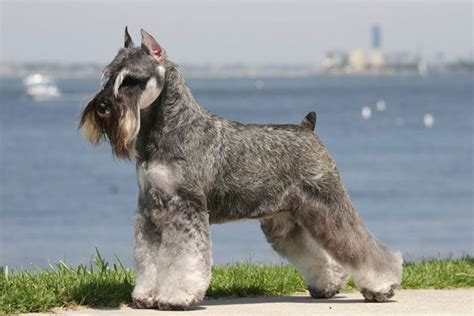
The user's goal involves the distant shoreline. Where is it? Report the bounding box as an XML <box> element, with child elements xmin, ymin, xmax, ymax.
<box><xmin>1</xmin><ymin>62</ymin><xmax>472</xmax><ymax>79</ymax></box>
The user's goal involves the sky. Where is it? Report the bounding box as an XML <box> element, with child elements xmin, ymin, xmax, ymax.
<box><xmin>0</xmin><ymin>0</ymin><xmax>472</xmax><ymax>64</ymax></box>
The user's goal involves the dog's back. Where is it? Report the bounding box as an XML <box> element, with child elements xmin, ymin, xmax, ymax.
<box><xmin>204</xmin><ymin>113</ymin><xmax>336</xmax><ymax>223</ymax></box>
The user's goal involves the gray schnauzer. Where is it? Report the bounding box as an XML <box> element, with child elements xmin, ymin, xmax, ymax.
<box><xmin>79</xmin><ymin>28</ymin><xmax>402</xmax><ymax>310</ymax></box>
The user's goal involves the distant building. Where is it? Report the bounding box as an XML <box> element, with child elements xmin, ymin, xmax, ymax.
<box><xmin>369</xmin><ymin>24</ymin><xmax>384</xmax><ymax>73</ymax></box>
<box><xmin>384</xmin><ymin>52</ymin><xmax>420</xmax><ymax>72</ymax></box>
<box><xmin>321</xmin><ymin>51</ymin><xmax>348</xmax><ymax>73</ymax></box>
<box><xmin>372</xmin><ymin>24</ymin><xmax>381</xmax><ymax>49</ymax></box>
<box><xmin>369</xmin><ymin>49</ymin><xmax>385</xmax><ymax>72</ymax></box>
<box><xmin>348</xmin><ymin>49</ymin><xmax>367</xmax><ymax>73</ymax></box>
<box><xmin>323</xmin><ymin>26</ymin><xmax>385</xmax><ymax>74</ymax></box>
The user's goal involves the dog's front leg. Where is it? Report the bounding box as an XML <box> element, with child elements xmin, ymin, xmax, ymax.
<box><xmin>132</xmin><ymin>195</ymin><xmax>212</xmax><ymax>310</ymax></box>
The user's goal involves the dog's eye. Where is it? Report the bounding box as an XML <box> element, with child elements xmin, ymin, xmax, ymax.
<box><xmin>121</xmin><ymin>76</ymin><xmax>147</xmax><ymax>88</ymax></box>
<box><xmin>96</xmin><ymin>103</ymin><xmax>110</xmax><ymax>117</ymax></box>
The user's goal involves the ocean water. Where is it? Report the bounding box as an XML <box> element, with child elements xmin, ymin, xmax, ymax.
<box><xmin>1</xmin><ymin>74</ymin><xmax>472</xmax><ymax>269</ymax></box>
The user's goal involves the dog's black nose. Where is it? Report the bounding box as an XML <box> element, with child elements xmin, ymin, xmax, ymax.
<box><xmin>96</xmin><ymin>103</ymin><xmax>109</xmax><ymax>115</ymax></box>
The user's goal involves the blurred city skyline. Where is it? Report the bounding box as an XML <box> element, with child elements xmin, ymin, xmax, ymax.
<box><xmin>1</xmin><ymin>0</ymin><xmax>472</xmax><ymax>65</ymax></box>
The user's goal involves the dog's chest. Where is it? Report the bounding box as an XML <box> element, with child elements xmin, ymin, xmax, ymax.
<box><xmin>136</xmin><ymin>161</ymin><xmax>183</xmax><ymax>197</ymax></box>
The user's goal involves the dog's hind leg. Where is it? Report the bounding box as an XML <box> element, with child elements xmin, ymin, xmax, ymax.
<box><xmin>132</xmin><ymin>195</ymin><xmax>211</xmax><ymax>310</ymax></box>
<box><xmin>260</xmin><ymin>213</ymin><xmax>348</xmax><ymax>298</ymax></box>
<box><xmin>297</xmin><ymin>185</ymin><xmax>403</xmax><ymax>302</ymax></box>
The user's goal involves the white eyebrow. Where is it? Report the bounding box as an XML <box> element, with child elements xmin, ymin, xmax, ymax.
<box><xmin>138</xmin><ymin>77</ymin><xmax>160</xmax><ymax>109</ymax></box>
<box><xmin>100</xmin><ymin>70</ymin><xmax>110</xmax><ymax>88</ymax></box>
<box><xmin>113</xmin><ymin>68</ymin><xmax>130</xmax><ymax>97</ymax></box>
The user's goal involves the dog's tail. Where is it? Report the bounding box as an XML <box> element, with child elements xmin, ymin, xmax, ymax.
<box><xmin>301</xmin><ymin>112</ymin><xmax>317</xmax><ymax>131</ymax></box>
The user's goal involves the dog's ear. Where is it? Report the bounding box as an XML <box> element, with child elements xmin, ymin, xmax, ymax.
<box><xmin>124</xmin><ymin>26</ymin><xmax>134</xmax><ymax>48</ymax></box>
<box><xmin>301</xmin><ymin>112</ymin><xmax>316</xmax><ymax>131</ymax></box>
<box><xmin>140</xmin><ymin>28</ymin><xmax>166</xmax><ymax>62</ymax></box>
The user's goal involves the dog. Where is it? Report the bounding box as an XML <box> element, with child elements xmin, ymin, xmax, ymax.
<box><xmin>79</xmin><ymin>28</ymin><xmax>402</xmax><ymax>310</ymax></box>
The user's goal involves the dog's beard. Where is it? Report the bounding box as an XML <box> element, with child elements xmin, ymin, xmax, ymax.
<box><xmin>112</xmin><ymin>108</ymin><xmax>140</xmax><ymax>159</ymax></box>
<box><xmin>80</xmin><ymin>110</ymin><xmax>103</xmax><ymax>146</ymax></box>
<box><xmin>79</xmin><ymin>107</ymin><xmax>140</xmax><ymax>159</ymax></box>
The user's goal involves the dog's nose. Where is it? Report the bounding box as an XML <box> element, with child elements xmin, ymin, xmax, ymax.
<box><xmin>96</xmin><ymin>103</ymin><xmax>109</xmax><ymax>115</ymax></box>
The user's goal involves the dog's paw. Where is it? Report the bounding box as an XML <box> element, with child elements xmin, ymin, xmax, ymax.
<box><xmin>360</xmin><ymin>284</ymin><xmax>396</xmax><ymax>302</ymax></box>
<box><xmin>132</xmin><ymin>295</ymin><xmax>192</xmax><ymax>310</ymax></box>
<box><xmin>308</xmin><ymin>272</ymin><xmax>347</xmax><ymax>299</ymax></box>
<box><xmin>132</xmin><ymin>290</ymin><xmax>204</xmax><ymax>311</ymax></box>
<box><xmin>308</xmin><ymin>286</ymin><xmax>340</xmax><ymax>299</ymax></box>
<box><xmin>132</xmin><ymin>295</ymin><xmax>154</xmax><ymax>309</ymax></box>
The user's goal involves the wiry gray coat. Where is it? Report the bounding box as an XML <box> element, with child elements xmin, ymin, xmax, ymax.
<box><xmin>79</xmin><ymin>28</ymin><xmax>402</xmax><ymax>310</ymax></box>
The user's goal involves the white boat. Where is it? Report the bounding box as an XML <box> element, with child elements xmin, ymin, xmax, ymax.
<box><xmin>24</xmin><ymin>74</ymin><xmax>61</xmax><ymax>100</ymax></box>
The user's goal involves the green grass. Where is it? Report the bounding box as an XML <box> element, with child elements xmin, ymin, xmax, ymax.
<box><xmin>1</xmin><ymin>249</ymin><xmax>473</xmax><ymax>314</ymax></box>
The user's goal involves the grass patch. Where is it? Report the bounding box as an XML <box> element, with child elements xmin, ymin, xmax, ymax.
<box><xmin>402</xmin><ymin>257</ymin><xmax>474</xmax><ymax>289</ymax></box>
<box><xmin>0</xmin><ymin>250</ymin><xmax>134</xmax><ymax>314</ymax></box>
<box><xmin>208</xmin><ymin>264</ymin><xmax>308</xmax><ymax>297</ymax></box>
<box><xmin>1</xmin><ymin>250</ymin><xmax>473</xmax><ymax>314</ymax></box>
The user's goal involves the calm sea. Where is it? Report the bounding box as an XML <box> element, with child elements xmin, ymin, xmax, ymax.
<box><xmin>1</xmin><ymin>74</ymin><xmax>472</xmax><ymax>269</ymax></box>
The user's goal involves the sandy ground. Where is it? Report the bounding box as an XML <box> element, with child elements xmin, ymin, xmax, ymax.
<box><xmin>27</xmin><ymin>289</ymin><xmax>474</xmax><ymax>316</ymax></box>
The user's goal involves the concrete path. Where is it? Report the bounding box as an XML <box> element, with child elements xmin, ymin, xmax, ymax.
<box><xmin>29</xmin><ymin>289</ymin><xmax>473</xmax><ymax>315</ymax></box>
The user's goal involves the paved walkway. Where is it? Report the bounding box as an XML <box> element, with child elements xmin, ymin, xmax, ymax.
<box><xmin>28</xmin><ymin>289</ymin><xmax>473</xmax><ymax>315</ymax></box>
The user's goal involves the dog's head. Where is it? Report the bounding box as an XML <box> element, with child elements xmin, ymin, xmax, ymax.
<box><xmin>79</xmin><ymin>28</ymin><xmax>167</xmax><ymax>158</ymax></box>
